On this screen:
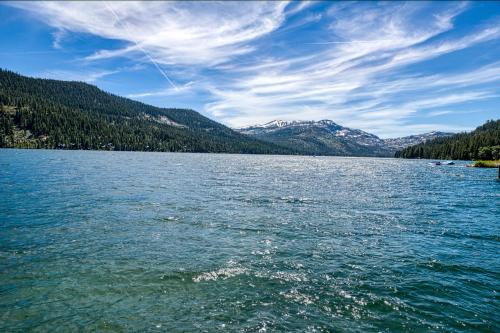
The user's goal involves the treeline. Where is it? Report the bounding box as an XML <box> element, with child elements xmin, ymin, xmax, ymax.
<box><xmin>0</xmin><ymin>69</ymin><xmax>293</xmax><ymax>154</ymax></box>
<box><xmin>395</xmin><ymin>119</ymin><xmax>500</xmax><ymax>160</ymax></box>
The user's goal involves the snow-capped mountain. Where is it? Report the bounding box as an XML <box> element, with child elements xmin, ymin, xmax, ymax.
<box><xmin>383</xmin><ymin>131</ymin><xmax>454</xmax><ymax>151</ymax></box>
<box><xmin>236</xmin><ymin>120</ymin><xmax>453</xmax><ymax>156</ymax></box>
<box><xmin>239</xmin><ymin>120</ymin><xmax>383</xmax><ymax>145</ymax></box>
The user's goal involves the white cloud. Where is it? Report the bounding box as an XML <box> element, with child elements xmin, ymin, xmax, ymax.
<box><xmin>39</xmin><ymin>69</ymin><xmax>120</xmax><ymax>83</ymax></box>
<box><xmin>127</xmin><ymin>81</ymin><xmax>197</xmax><ymax>98</ymax></box>
<box><xmin>9</xmin><ymin>1</ymin><xmax>291</xmax><ymax>66</ymax></box>
<box><xmin>38</xmin><ymin>64</ymin><xmax>145</xmax><ymax>83</ymax></box>
<box><xmin>8</xmin><ymin>1</ymin><xmax>500</xmax><ymax>137</ymax></box>
<box><xmin>373</xmin><ymin>123</ymin><xmax>473</xmax><ymax>138</ymax></box>
<box><xmin>202</xmin><ymin>2</ymin><xmax>499</xmax><ymax>137</ymax></box>
<box><xmin>400</xmin><ymin>91</ymin><xmax>498</xmax><ymax>110</ymax></box>
<box><xmin>51</xmin><ymin>29</ymin><xmax>67</xmax><ymax>49</ymax></box>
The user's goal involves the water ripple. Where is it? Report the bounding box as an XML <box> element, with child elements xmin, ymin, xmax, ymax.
<box><xmin>1</xmin><ymin>150</ymin><xmax>499</xmax><ymax>332</ymax></box>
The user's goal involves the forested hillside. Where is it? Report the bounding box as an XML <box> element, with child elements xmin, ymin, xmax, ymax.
<box><xmin>0</xmin><ymin>69</ymin><xmax>293</xmax><ymax>154</ymax></box>
<box><xmin>395</xmin><ymin>120</ymin><xmax>500</xmax><ymax>160</ymax></box>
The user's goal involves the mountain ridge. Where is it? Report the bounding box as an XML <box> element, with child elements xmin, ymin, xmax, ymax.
<box><xmin>395</xmin><ymin>119</ymin><xmax>500</xmax><ymax>160</ymax></box>
<box><xmin>236</xmin><ymin>119</ymin><xmax>453</xmax><ymax>156</ymax></box>
<box><xmin>0</xmin><ymin>69</ymin><xmax>294</xmax><ymax>154</ymax></box>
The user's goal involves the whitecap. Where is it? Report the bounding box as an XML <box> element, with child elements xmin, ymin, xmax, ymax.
<box><xmin>280</xmin><ymin>289</ymin><xmax>317</xmax><ymax>305</ymax></box>
<box><xmin>192</xmin><ymin>266</ymin><xmax>247</xmax><ymax>282</ymax></box>
<box><xmin>253</xmin><ymin>270</ymin><xmax>309</xmax><ymax>282</ymax></box>
<box><xmin>279</xmin><ymin>196</ymin><xmax>315</xmax><ymax>204</ymax></box>
<box><xmin>271</xmin><ymin>271</ymin><xmax>309</xmax><ymax>282</ymax></box>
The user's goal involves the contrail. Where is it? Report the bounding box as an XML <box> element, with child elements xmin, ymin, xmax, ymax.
<box><xmin>103</xmin><ymin>2</ymin><xmax>178</xmax><ymax>90</ymax></box>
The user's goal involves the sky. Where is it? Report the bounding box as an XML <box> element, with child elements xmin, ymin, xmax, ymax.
<box><xmin>0</xmin><ymin>1</ymin><xmax>499</xmax><ymax>138</ymax></box>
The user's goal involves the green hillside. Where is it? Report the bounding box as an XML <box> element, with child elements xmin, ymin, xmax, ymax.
<box><xmin>395</xmin><ymin>120</ymin><xmax>500</xmax><ymax>160</ymax></box>
<box><xmin>0</xmin><ymin>69</ymin><xmax>294</xmax><ymax>154</ymax></box>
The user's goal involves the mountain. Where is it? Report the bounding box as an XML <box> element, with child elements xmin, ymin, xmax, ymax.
<box><xmin>237</xmin><ymin>120</ymin><xmax>390</xmax><ymax>156</ymax></box>
<box><xmin>395</xmin><ymin>120</ymin><xmax>500</xmax><ymax>160</ymax></box>
<box><xmin>237</xmin><ymin>120</ymin><xmax>453</xmax><ymax>157</ymax></box>
<box><xmin>0</xmin><ymin>69</ymin><xmax>293</xmax><ymax>154</ymax></box>
<box><xmin>384</xmin><ymin>131</ymin><xmax>454</xmax><ymax>151</ymax></box>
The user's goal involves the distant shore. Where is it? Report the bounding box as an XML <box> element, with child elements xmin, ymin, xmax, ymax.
<box><xmin>0</xmin><ymin>147</ymin><xmax>396</xmax><ymax>158</ymax></box>
<box><xmin>471</xmin><ymin>160</ymin><xmax>500</xmax><ymax>168</ymax></box>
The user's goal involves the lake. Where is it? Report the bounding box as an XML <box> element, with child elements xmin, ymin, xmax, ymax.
<box><xmin>0</xmin><ymin>149</ymin><xmax>498</xmax><ymax>332</ymax></box>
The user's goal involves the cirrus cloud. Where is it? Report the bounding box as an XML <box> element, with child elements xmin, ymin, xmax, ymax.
<box><xmin>5</xmin><ymin>1</ymin><xmax>500</xmax><ymax>137</ymax></box>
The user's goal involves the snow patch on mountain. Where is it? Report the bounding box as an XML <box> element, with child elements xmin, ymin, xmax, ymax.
<box><xmin>236</xmin><ymin>120</ymin><xmax>453</xmax><ymax>153</ymax></box>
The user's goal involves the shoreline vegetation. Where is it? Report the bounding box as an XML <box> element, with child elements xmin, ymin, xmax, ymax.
<box><xmin>470</xmin><ymin>160</ymin><xmax>500</xmax><ymax>168</ymax></box>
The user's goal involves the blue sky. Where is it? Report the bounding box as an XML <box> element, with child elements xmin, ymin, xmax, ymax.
<box><xmin>1</xmin><ymin>1</ymin><xmax>499</xmax><ymax>137</ymax></box>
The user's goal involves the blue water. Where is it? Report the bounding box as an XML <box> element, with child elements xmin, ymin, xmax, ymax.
<box><xmin>0</xmin><ymin>149</ymin><xmax>499</xmax><ymax>332</ymax></box>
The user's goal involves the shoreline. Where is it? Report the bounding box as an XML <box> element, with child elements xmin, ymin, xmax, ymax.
<box><xmin>0</xmin><ymin>146</ymin><xmax>396</xmax><ymax>158</ymax></box>
<box><xmin>470</xmin><ymin>160</ymin><xmax>500</xmax><ymax>168</ymax></box>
